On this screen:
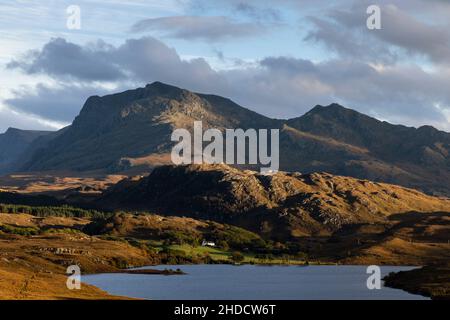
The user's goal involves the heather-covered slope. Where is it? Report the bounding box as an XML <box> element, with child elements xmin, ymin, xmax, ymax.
<box><xmin>96</xmin><ymin>164</ymin><xmax>450</xmax><ymax>239</ymax></box>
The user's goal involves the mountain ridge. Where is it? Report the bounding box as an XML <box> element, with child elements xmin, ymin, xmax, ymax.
<box><xmin>3</xmin><ymin>81</ymin><xmax>450</xmax><ymax>196</ymax></box>
<box><xmin>0</xmin><ymin>128</ymin><xmax>52</xmax><ymax>175</ymax></box>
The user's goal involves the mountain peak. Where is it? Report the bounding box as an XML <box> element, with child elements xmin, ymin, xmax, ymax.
<box><xmin>4</xmin><ymin>127</ymin><xmax>34</xmax><ymax>134</ymax></box>
<box><xmin>4</xmin><ymin>127</ymin><xmax>20</xmax><ymax>135</ymax></box>
<box><xmin>314</xmin><ymin>103</ymin><xmax>345</xmax><ymax>110</ymax></box>
<box><xmin>291</xmin><ymin>103</ymin><xmax>379</xmax><ymax>135</ymax></box>
<box><xmin>144</xmin><ymin>81</ymin><xmax>184</xmax><ymax>95</ymax></box>
<box><xmin>0</xmin><ymin>128</ymin><xmax>53</xmax><ymax>174</ymax></box>
<box><xmin>3</xmin><ymin>127</ymin><xmax>50</xmax><ymax>136</ymax></box>
<box><xmin>146</xmin><ymin>81</ymin><xmax>176</xmax><ymax>89</ymax></box>
<box><xmin>307</xmin><ymin>103</ymin><xmax>360</xmax><ymax>116</ymax></box>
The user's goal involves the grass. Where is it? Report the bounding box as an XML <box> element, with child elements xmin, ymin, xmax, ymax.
<box><xmin>169</xmin><ymin>244</ymin><xmax>231</xmax><ymax>261</ymax></box>
<box><xmin>165</xmin><ymin>244</ymin><xmax>308</xmax><ymax>265</ymax></box>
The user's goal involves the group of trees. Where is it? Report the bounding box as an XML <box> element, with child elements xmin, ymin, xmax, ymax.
<box><xmin>160</xmin><ymin>230</ymin><xmax>203</xmax><ymax>246</ymax></box>
<box><xmin>0</xmin><ymin>224</ymin><xmax>39</xmax><ymax>236</ymax></box>
<box><xmin>0</xmin><ymin>203</ymin><xmax>111</xmax><ymax>218</ymax></box>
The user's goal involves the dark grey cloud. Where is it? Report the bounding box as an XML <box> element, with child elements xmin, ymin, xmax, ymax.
<box><xmin>220</xmin><ymin>56</ymin><xmax>450</xmax><ymax>130</ymax></box>
<box><xmin>130</xmin><ymin>15</ymin><xmax>266</xmax><ymax>41</ymax></box>
<box><xmin>110</xmin><ymin>37</ymin><xmax>226</xmax><ymax>92</ymax></box>
<box><xmin>7</xmin><ymin>38</ymin><xmax>125</xmax><ymax>81</ymax></box>
<box><xmin>374</xmin><ymin>4</ymin><xmax>450</xmax><ymax>64</ymax></box>
<box><xmin>5</xmin><ymin>84</ymin><xmax>112</xmax><ymax>123</ymax></box>
<box><xmin>304</xmin><ymin>1</ymin><xmax>450</xmax><ymax>65</ymax></box>
<box><xmin>5</xmin><ymin>37</ymin><xmax>226</xmax><ymax>122</ymax></box>
<box><xmin>186</xmin><ymin>0</ymin><xmax>450</xmax><ymax>65</ymax></box>
<box><xmin>305</xmin><ymin>15</ymin><xmax>397</xmax><ymax>64</ymax></box>
<box><xmin>7</xmin><ymin>36</ymin><xmax>224</xmax><ymax>91</ymax></box>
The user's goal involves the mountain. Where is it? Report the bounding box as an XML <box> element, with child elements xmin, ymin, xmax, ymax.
<box><xmin>21</xmin><ymin>82</ymin><xmax>278</xmax><ymax>173</ymax></box>
<box><xmin>10</xmin><ymin>82</ymin><xmax>450</xmax><ymax>196</ymax></box>
<box><xmin>0</xmin><ymin>128</ymin><xmax>52</xmax><ymax>174</ymax></box>
<box><xmin>281</xmin><ymin>104</ymin><xmax>450</xmax><ymax>195</ymax></box>
<box><xmin>95</xmin><ymin>163</ymin><xmax>450</xmax><ymax>240</ymax></box>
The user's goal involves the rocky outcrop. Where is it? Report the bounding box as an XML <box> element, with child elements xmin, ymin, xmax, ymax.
<box><xmin>96</xmin><ymin>164</ymin><xmax>450</xmax><ymax>239</ymax></box>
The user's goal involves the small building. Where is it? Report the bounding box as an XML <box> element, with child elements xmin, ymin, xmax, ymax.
<box><xmin>202</xmin><ymin>240</ymin><xmax>216</xmax><ymax>247</ymax></box>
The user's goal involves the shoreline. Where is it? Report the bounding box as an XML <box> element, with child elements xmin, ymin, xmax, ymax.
<box><xmin>383</xmin><ymin>266</ymin><xmax>450</xmax><ymax>300</ymax></box>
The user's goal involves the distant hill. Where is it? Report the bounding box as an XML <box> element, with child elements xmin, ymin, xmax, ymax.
<box><xmin>282</xmin><ymin>104</ymin><xmax>450</xmax><ymax>195</ymax></box>
<box><xmin>4</xmin><ymin>81</ymin><xmax>450</xmax><ymax>196</ymax></box>
<box><xmin>95</xmin><ymin>163</ymin><xmax>450</xmax><ymax>240</ymax></box>
<box><xmin>0</xmin><ymin>128</ymin><xmax>52</xmax><ymax>175</ymax></box>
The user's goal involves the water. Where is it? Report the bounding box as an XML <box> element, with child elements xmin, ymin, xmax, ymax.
<box><xmin>83</xmin><ymin>265</ymin><xmax>428</xmax><ymax>300</ymax></box>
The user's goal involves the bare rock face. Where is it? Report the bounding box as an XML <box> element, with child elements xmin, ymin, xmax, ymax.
<box><xmin>97</xmin><ymin>164</ymin><xmax>450</xmax><ymax>239</ymax></box>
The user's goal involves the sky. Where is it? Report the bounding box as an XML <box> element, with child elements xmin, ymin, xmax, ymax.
<box><xmin>1</xmin><ymin>0</ymin><xmax>450</xmax><ymax>132</ymax></box>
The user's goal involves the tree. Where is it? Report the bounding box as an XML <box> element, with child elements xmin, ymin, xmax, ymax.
<box><xmin>217</xmin><ymin>240</ymin><xmax>229</xmax><ymax>251</ymax></box>
<box><xmin>230</xmin><ymin>252</ymin><xmax>245</xmax><ymax>264</ymax></box>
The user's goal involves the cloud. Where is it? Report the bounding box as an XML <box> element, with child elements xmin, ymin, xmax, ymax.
<box><xmin>305</xmin><ymin>15</ymin><xmax>397</xmax><ymax>64</ymax></box>
<box><xmin>218</xmin><ymin>57</ymin><xmax>450</xmax><ymax>130</ymax></box>
<box><xmin>110</xmin><ymin>37</ymin><xmax>224</xmax><ymax>90</ymax></box>
<box><xmin>7</xmin><ymin>38</ymin><xmax>125</xmax><ymax>81</ymax></box>
<box><xmin>187</xmin><ymin>0</ymin><xmax>345</xmax><ymax>12</ymax></box>
<box><xmin>7</xmin><ymin>37</ymin><xmax>223</xmax><ymax>90</ymax></box>
<box><xmin>233</xmin><ymin>3</ymin><xmax>282</xmax><ymax>22</ymax></box>
<box><xmin>6</xmin><ymin>36</ymin><xmax>450</xmax><ymax>131</ymax></box>
<box><xmin>130</xmin><ymin>15</ymin><xmax>267</xmax><ymax>41</ymax></box>
<box><xmin>372</xmin><ymin>4</ymin><xmax>450</xmax><ymax>65</ymax></box>
<box><xmin>5</xmin><ymin>37</ymin><xmax>226</xmax><ymax>122</ymax></box>
<box><xmin>0</xmin><ymin>105</ymin><xmax>62</xmax><ymax>133</ymax></box>
<box><xmin>5</xmin><ymin>83</ymin><xmax>112</xmax><ymax>123</ymax></box>
<box><xmin>304</xmin><ymin>1</ymin><xmax>450</xmax><ymax>65</ymax></box>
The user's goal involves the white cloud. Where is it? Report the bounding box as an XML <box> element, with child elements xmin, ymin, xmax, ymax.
<box><xmin>0</xmin><ymin>103</ymin><xmax>64</xmax><ymax>132</ymax></box>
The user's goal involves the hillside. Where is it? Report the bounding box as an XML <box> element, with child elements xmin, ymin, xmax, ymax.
<box><xmin>2</xmin><ymin>82</ymin><xmax>449</xmax><ymax>196</ymax></box>
<box><xmin>0</xmin><ymin>128</ymin><xmax>51</xmax><ymax>175</ymax></box>
<box><xmin>283</xmin><ymin>104</ymin><xmax>450</xmax><ymax>195</ymax></box>
<box><xmin>384</xmin><ymin>266</ymin><xmax>450</xmax><ymax>300</ymax></box>
<box><xmin>20</xmin><ymin>82</ymin><xmax>278</xmax><ymax>173</ymax></box>
<box><xmin>0</xmin><ymin>173</ymin><xmax>448</xmax><ymax>299</ymax></box>
<box><xmin>96</xmin><ymin>164</ymin><xmax>450</xmax><ymax>240</ymax></box>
